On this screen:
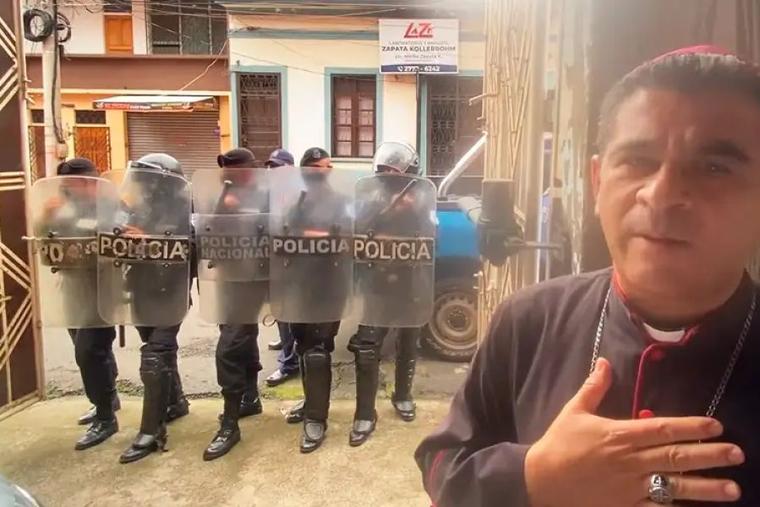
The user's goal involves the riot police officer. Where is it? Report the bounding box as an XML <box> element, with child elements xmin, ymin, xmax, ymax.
<box><xmin>201</xmin><ymin>148</ymin><xmax>266</xmax><ymax>461</ymax></box>
<box><xmin>104</xmin><ymin>153</ymin><xmax>192</xmax><ymax>464</ymax></box>
<box><xmin>38</xmin><ymin>158</ymin><xmax>120</xmax><ymax>450</ymax></box>
<box><xmin>348</xmin><ymin>142</ymin><xmax>435</xmax><ymax>446</ymax></box>
<box><xmin>269</xmin><ymin>148</ymin><xmax>358</xmax><ymax>453</ymax></box>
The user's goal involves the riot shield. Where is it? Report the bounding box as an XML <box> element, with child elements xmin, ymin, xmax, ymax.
<box><xmin>269</xmin><ymin>166</ymin><xmax>363</xmax><ymax>323</ymax></box>
<box><xmin>354</xmin><ymin>174</ymin><xmax>437</xmax><ymax>327</ymax></box>
<box><xmin>97</xmin><ymin>169</ymin><xmax>191</xmax><ymax>326</ymax></box>
<box><xmin>192</xmin><ymin>168</ymin><xmax>270</xmax><ymax>324</ymax></box>
<box><xmin>29</xmin><ymin>176</ymin><xmax>116</xmax><ymax>328</ymax></box>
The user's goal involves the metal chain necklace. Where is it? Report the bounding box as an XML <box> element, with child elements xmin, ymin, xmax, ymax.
<box><xmin>589</xmin><ymin>286</ymin><xmax>757</xmax><ymax>417</ymax></box>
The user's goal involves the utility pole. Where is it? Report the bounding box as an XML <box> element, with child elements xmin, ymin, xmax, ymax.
<box><xmin>42</xmin><ymin>0</ymin><xmax>65</xmax><ymax>177</ymax></box>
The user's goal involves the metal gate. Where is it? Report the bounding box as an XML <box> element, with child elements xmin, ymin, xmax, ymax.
<box><xmin>75</xmin><ymin>126</ymin><xmax>111</xmax><ymax>172</ymax></box>
<box><xmin>238</xmin><ymin>73</ymin><xmax>282</xmax><ymax>163</ymax></box>
<box><xmin>127</xmin><ymin>111</ymin><xmax>220</xmax><ymax>178</ymax></box>
<box><xmin>0</xmin><ymin>1</ymin><xmax>42</xmax><ymax>416</ymax></box>
<box><xmin>478</xmin><ymin>0</ymin><xmax>547</xmax><ymax>335</ymax></box>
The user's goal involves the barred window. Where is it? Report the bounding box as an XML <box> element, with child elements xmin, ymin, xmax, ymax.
<box><xmin>75</xmin><ymin>110</ymin><xmax>106</xmax><ymax>125</ymax></box>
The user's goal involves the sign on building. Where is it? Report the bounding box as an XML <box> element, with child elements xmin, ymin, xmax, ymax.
<box><xmin>379</xmin><ymin>19</ymin><xmax>459</xmax><ymax>74</ymax></box>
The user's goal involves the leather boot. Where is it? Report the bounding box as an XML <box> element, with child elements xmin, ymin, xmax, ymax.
<box><xmin>286</xmin><ymin>356</ymin><xmax>306</xmax><ymax>424</ymax></box>
<box><xmin>204</xmin><ymin>393</ymin><xmax>242</xmax><ymax>461</ymax></box>
<box><xmin>349</xmin><ymin>348</ymin><xmax>380</xmax><ymax>447</ymax></box>
<box><xmin>300</xmin><ymin>349</ymin><xmax>331</xmax><ymax>453</ymax></box>
<box><xmin>78</xmin><ymin>394</ymin><xmax>121</xmax><ymax>426</ymax></box>
<box><xmin>119</xmin><ymin>352</ymin><xmax>171</xmax><ymax>464</ymax></box>
<box><xmin>217</xmin><ymin>384</ymin><xmax>262</xmax><ymax>422</ymax></box>
<box><xmin>75</xmin><ymin>418</ymin><xmax>119</xmax><ymax>450</ymax></box>
<box><xmin>166</xmin><ymin>353</ymin><xmax>189</xmax><ymax>423</ymax></box>
<box><xmin>392</xmin><ymin>330</ymin><xmax>417</xmax><ymax>422</ymax></box>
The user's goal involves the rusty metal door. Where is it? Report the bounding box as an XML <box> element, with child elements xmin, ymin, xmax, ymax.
<box><xmin>75</xmin><ymin>126</ymin><xmax>111</xmax><ymax>172</ymax></box>
<box><xmin>0</xmin><ymin>1</ymin><xmax>42</xmax><ymax>416</ymax></box>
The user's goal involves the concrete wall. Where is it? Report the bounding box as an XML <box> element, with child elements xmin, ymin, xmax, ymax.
<box><xmin>28</xmin><ymin>92</ymin><xmax>230</xmax><ymax>172</ymax></box>
<box><xmin>229</xmin><ymin>14</ymin><xmax>485</xmax><ymax>168</ymax></box>
<box><xmin>24</xmin><ymin>2</ymin><xmax>148</xmax><ymax>55</ymax></box>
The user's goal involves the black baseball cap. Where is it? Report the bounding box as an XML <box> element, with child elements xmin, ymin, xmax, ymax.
<box><xmin>300</xmin><ymin>147</ymin><xmax>330</xmax><ymax>167</ymax></box>
<box><xmin>57</xmin><ymin>158</ymin><xmax>98</xmax><ymax>177</ymax></box>
<box><xmin>217</xmin><ymin>148</ymin><xmax>256</xmax><ymax>168</ymax></box>
<box><xmin>266</xmin><ymin>148</ymin><xmax>295</xmax><ymax>167</ymax></box>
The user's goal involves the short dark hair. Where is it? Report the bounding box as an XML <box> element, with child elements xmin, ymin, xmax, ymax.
<box><xmin>597</xmin><ymin>51</ymin><xmax>760</xmax><ymax>152</ymax></box>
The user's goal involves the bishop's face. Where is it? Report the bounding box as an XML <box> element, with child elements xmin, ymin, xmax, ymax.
<box><xmin>592</xmin><ymin>88</ymin><xmax>760</xmax><ymax>298</ymax></box>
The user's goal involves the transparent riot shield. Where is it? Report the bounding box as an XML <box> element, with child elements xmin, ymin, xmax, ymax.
<box><xmin>193</xmin><ymin>168</ymin><xmax>270</xmax><ymax>324</ymax></box>
<box><xmin>269</xmin><ymin>166</ymin><xmax>364</xmax><ymax>323</ymax></box>
<box><xmin>97</xmin><ymin>169</ymin><xmax>191</xmax><ymax>327</ymax></box>
<box><xmin>29</xmin><ymin>176</ymin><xmax>116</xmax><ymax>328</ymax></box>
<box><xmin>354</xmin><ymin>174</ymin><xmax>437</xmax><ymax>327</ymax></box>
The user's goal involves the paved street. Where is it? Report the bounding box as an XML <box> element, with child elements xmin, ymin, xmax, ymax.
<box><xmin>0</xmin><ymin>398</ymin><xmax>449</xmax><ymax>507</ymax></box>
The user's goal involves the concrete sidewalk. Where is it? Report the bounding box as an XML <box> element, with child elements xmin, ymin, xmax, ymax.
<box><xmin>0</xmin><ymin>397</ymin><xmax>448</xmax><ymax>507</ymax></box>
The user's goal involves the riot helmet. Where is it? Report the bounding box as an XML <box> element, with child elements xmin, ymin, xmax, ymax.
<box><xmin>129</xmin><ymin>153</ymin><xmax>184</xmax><ymax>176</ymax></box>
<box><xmin>373</xmin><ymin>141</ymin><xmax>419</xmax><ymax>175</ymax></box>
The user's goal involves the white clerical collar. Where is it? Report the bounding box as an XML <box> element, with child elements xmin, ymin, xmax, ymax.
<box><xmin>642</xmin><ymin>323</ymin><xmax>686</xmax><ymax>343</ymax></box>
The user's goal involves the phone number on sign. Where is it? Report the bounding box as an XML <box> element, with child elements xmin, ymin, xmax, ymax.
<box><xmin>396</xmin><ymin>65</ymin><xmax>441</xmax><ymax>73</ymax></box>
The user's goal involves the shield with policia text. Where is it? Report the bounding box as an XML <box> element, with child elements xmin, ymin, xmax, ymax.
<box><xmin>192</xmin><ymin>168</ymin><xmax>270</xmax><ymax>324</ymax></box>
<box><xmin>354</xmin><ymin>173</ymin><xmax>437</xmax><ymax>327</ymax></box>
<box><xmin>29</xmin><ymin>176</ymin><xmax>117</xmax><ymax>328</ymax></box>
<box><xmin>269</xmin><ymin>165</ymin><xmax>363</xmax><ymax>323</ymax></box>
<box><xmin>97</xmin><ymin>168</ymin><xmax>192</xmax><ymax>326</ymax></box>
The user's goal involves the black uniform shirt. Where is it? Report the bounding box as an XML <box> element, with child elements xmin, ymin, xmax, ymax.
<box><xmin>416</xmin><ymin>268</ymin><xmax>760</xmax><ymax>507</ymax></box>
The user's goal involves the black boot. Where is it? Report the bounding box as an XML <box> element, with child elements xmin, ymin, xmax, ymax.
<box><xmin>204</xmin><ymin>393</ymin><xmax>242</xmax><ymax>461</ymax></box>
<box><xmin>120</xmin><ymin>352</ymin><xmax>171</xmax><ymax>464</ymax></box>
<box><xmin>78</xmin><ymin>394</ymin><xmax>121</xmax><ymax>426</ymax></box>
<box><xmin>286</xmin><ymin>399</ymin><xmax>305</xmax><ymax>424</ymax></box>
<box><xmin>166</xmin><ymin>354</ymin><xmax>189</xmax><ymax>423</ymax></box>
<box><xmin>75</xmin><ymin>418</ymin><xmax>119</xmax><ymax>450</ymax></box>
<box><xmin>349</xmin><ymin>348</ymin><xmax>380</xmax><ymax>447</ymax></box>
<box><xmin>217</xmin><ymin>386</ymin><xmax>262</xmax><ymax>422</ymax></box>
<box><xmin>300</xmin><ymin>349</ymin><xmax>331</xmax><ymax>453</ymax></box>
<box><xmin>392</xmin><ymin>330</ymin><xmax>417</xmax><ymax>422</ymax></box>
<box><xmin>286</xmin><ymin>356</ymin><xmax>306</xmax><ymax>424</ymax></box>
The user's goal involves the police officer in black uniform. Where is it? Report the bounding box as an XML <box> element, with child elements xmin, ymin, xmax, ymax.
<box><xmin>203</xmin><ymin>148</ymin><xmax>265</xmax><ymax>461</ymax></box>
<box><xmin>274</xmin><ymin>148</ymin><xmax>352</xmax><ymax>453</ymax></box>
<box><xmin>116</xmin><ymin>153</ymin><xmax>191</xmax><ymax>464</ymax></box>
<box><xmin>348</xmin><ymin>142</ymin><xmax>428</xmax><ymax>446</ymax></box>
<box><xmin>45</xmin><ymin>158</ymin><xmax>120</xmax><ymax>450</ymax></box>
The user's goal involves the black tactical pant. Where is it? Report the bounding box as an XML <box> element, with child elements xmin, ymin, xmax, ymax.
<box><xmin>291</xmin><ymin>322</ymin><xmax>340</xmax><ymax>422</ymax></box>
<box><xmin>136</xmin><ymin>324</ymin><xmax>185</xmax><ymax>410</ymax></box>
<box><xmin>348</xmin><ymin>325</ymin><xmax>419</xmax><ymax>420</ymax></box>
<box><xmin>347</xmin><ymin>325</ymin><xmax>419</xmax><ymax>364</ymax></box>
<box><xmin>68</xmin><ymin>327</ymin><xmax>118</xmax><ymax>420</ymax></box>
<box><xmin>136</xmin><ymin>324</ymin><xmax>181</xmax><ymax>354</ymax></box>
<box><xmin>216</xmin><ymin>324</ymin><xmax>262</xmax><ymax>397</ymax></box>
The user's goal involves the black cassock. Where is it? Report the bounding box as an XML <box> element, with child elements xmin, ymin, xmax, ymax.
<box><xmin>416</xmin><ymin>268</ymin><xmax>760</xmax><ymax>507</ymax></box>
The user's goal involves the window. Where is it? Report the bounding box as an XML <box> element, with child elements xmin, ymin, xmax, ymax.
<box><xmin>332</xmin><ymin>75</ymin><xmax>376</xmax><ymax>158</ymax></box>
<box><xmin>104</xmin><ymin>0</ymin><xmax>132</xmax><ymax>13</ymax></box>
<box><xmin>427</xmin><ymin>76</ymin><xmax>484</xmax><ymax>176</ymax></box>
<box><xmin>238</xmin><ymin>73</ymin><xmax>282</xmax><ymax>163</ymax></box>
<box><xmin>30</xmin><ymin>109</ymin><xmax>44</xmax><ymax>124</ymax></box>
<box><xmin>75</xmin><ymin>110</ymin><xmax>106</xmax><ymax>125</ymax></box>
<box><xmin>104</xmin><ymin>15</ymin><xmax>133</xmax><ymax>54</ymax></box>
<box><xmin>148</xmin><ymin>0</ymin><xmax>227</xmax><ymax>55</ymax></box>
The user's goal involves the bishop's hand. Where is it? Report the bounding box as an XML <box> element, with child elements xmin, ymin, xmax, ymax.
<box><xmin>524</xmin><ymin>358</ymin><xmax>744</xmax><ymax>507</ymax></box>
